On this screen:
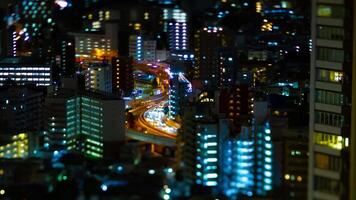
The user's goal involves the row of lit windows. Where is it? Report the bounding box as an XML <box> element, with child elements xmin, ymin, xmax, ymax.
<box><xmin>316</xmin><ymin>69</ymin><xmax>343</xmax><ymax>83</ymax></box>
<box><xmin>0</xmin><ymin>67</ymin><xmax>50</xmax><ymax>71</ymax></box>
<box><xmin>0</xmin><ymin>77</ymin><xmax>50</xmax><ymax>81</ymax></box>
<box><xmin>0</xmin><ymin>72</ymin><xmax>50</xmax><ymax>76</ymax></box>
<box><xmin>314</xmin><ymin>132</ymin><xmax>348</xmax><ymax>150</ymax></box>
<box><xmin>317</xmin><ymin>4</ymin><xmax>344</xmax><ymax>18</ymax></box>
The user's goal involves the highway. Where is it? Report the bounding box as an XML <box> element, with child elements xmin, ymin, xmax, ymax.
<box><xmin>126</xmin><ymin>62</ymin><xmax>178</xmax><ymax>146</ymax></box>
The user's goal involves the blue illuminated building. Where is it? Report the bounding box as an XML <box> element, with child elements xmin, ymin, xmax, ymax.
<box><xmin>129</xmin><ymin>35</ymin><xmax>143</xmax><ymax>62</ymax></box>
<box><xmin>254</xmin><ymin>120</ymin><xmax>273</xmax><ymax>195</ymax></box>
<box><xmin>168</xmin><ymin>21</ymin><xmax>188</xmax><ymax>51</ymax></box>
<box><xmin>196</xmin><ymin>123</ymin><xmax>219</xmax><ymax>187</ymax></box>
<box><xmin>221</xmin><ymin>102</ymin><xmax>273</xmax><ymax>199</ymax></box>
<box><xmin>221</xmin><ymin>126</ymin><xmax>254</xmax><ymax>198</ymax></box>
<box><xmin>168</xmin><ymin>72</ymin><xmax>192</xmax><ymax>120</ymax></box>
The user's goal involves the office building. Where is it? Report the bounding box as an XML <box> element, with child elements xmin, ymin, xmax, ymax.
<box><xmin>44</xmin><ymin>88</ymin><xmax>75</xmax><ymax>152</ymax></box>
<box><xmin>70</xmin><ymin>30</ymin><xmax>117</xmax><ymax>63</ymax></box>
<box><xmin>129</xmin><ymin>35</ymin><xmax>157</xmax><ymax>62</ymax></box>
<box><xmin>221</xmin><ymin>101</ymin><xmax>273</xmax><ymax>198</ymax></box>
<box><xmin>217</xmin><ymin>49</ymin><xmax>238</xmax><ymax>87</ymax></box>
<box><xmin>177</xmin><ymin>102</ymin><xmax>229</xmax><ymax>186</ymax></box>
<box><xmin>0</xmin><ymin>57</ymin><xmax>52</xmax><ymax>86</ymax></box>
<box><xmin>282</xmin><ymin>137</ymin><xmax>308</xmax><ymax>199</ymax></box>
<box><xmin>219</xmin><ymin>85</ymin><xmax>252</xmax><ymax>131</ymax></box>
<box><xmin>194</xmin><ymin>26</ymin><xmax>234</xmax><ymax>87</ymax></box>
<box><xmin>143</xmin><ymin>40</ymin><xmax>157</xmax><ymax>62</ymax></box>
<box><xmin>168</xmin><ymin>72</ymin><xmax>192</xmax><ymax>120</ymax></box>
<box><xmin>58</xmin><ymin>36</ymin><xmax>76</xmax><ymax>77</ymax></box>
<box><xmin>162</xmin><ymin>8</ymin><xmax>187</xmax><ymax>32</ymax></box>
<box><xmin>0</xmin><ymin>86</ymin><xmax>44</xmax><ymax>135</ymax></box>
<box><xmin>309</xmin><ymin>1</ymin><xmax>355</xmax><ymax>200</ymax></box>
<box><xmin>112</xmin><ymin>56</ymin><xmax>134</xmax><ymax>96</ymax></box>
<box><xmin>129</xmin><ymin>35</ymin><xmax>143</xmax><ymax>62</ymax></box>
<box><xmin>0</xmin><ymin>133</ymin><xmax>38</xmax><ymax>159</ymax></box>
<box><xmin>168</xmin><ymin>21</ymin><xmax>188</xmax><ymax>51</ymax></box>
<box><xmin>66</xmin><ymin>91</ymin><xmax>125</xmax><ymax>159</ymax></box>
<box><xmin>85</xmin><ymin>63</ymin><xmax>112</xmax><ymax>93</ymax></box>
<box><xmin>221</xmin><ymin>127</ymin><xmax>255</xmax><ymax>198</ymax></box>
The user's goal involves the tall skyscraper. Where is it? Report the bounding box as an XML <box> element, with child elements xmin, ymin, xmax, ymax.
<box><xmin>194</xmin><ymin>26</ymin><xmax>234</xmax><ymax>87</ymax></box>
<box><xmin>112</xmin><ymin>56</ymin><xmax>134</xmax><ymax>96</ymax></box>
<box><xmin>0</xmin><ymin>57</ymin><xmax>52</xmax><ymax>86</ymax></box>
<box><xmin>66</xmin><ymin>91</ymin><xmax>125</xmax><ymax>159</ymax></box>
<box><xmin>309</xmin><ymin>1</ymin><xmax>355</xmax><ymax>200</ymax></box>
<box><xmin>0</xmin><ymin>86</ymin><xmax>44</xmax><ymax>135</ymax></box>
<box><xmin>168</xmin><ymin>21</ymin><xmax>188</xmax><ymax>51</ymax></box>
<box><xmin>85</xmin><ymin>63</ymin><xmax>112</xmax><ymax>93</ymax></box>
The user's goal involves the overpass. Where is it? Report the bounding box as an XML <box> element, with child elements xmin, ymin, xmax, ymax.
<box><xmin>126</xmin><ymin>129</ymin><xmax>176</xmax><ymax>147</ymax></box>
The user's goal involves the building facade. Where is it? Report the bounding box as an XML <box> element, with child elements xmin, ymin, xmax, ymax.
<box><xmin>309</xmin><ymin>1</ymin><xmax>355</xmax><ymax>200</ymax></box>
<box><xmin>66</xmin><ymin>92</ymin><xmax>125</xmax><ymax>158</ymax></box>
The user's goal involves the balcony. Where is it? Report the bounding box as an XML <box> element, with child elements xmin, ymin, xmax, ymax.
<box><xmin>317</xmin><ymin>0</ymin><xmax>343</xmax><ymax>4</ymax></box>
<box><xmin>315</xmin><ymin>103</ymin><xmax>342</xmax><ymax>114</ymax></box>
<box><xmin>314</xmin><ymin>123</ymin><xmax>342</xmax><ymax>135</ymax></box>
<box><xmin>316</xmin><ymin>60</ymin><xmax>343</xmax><ymax>71</ymax></box>
<box><xmin>313</xmin><ymin>191</ymin><xmax>340</xmax><ymax>200</ymax></box>
<box><xmin>314</xmin><ymin>168</ymin><xmax>340</xmax><ymax>180</ymax></box>
<box><xmin>315</xmin><ymin>81</ymin><xmax>342</xmax><ymax>92</ymax></box>
<box><xmin>317</xmin><ymin>17</ymin><xmax>343</xmax><ymax>27</ymax></box>
<box><xmin>316</xmin><ymin>39</ymin><xmax>343</xmax><ymax>49</ymax></box>
<box><xmin>314</xmin><ymin>144</ymin><xmax>341</xmax><ymax>156</ymax></box>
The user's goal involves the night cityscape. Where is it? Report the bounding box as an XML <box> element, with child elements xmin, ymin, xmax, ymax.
<box><xmin>0</xmin><ymin>0</ymin><xmax>353</xmax><ymax>199</ymax></box>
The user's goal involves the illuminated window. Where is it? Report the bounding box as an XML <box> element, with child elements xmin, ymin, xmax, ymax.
<box><xmin>317</xmin><ymin>5</ymin><xmax>332</xmax><ymax>17</ymax></box>
<box><xmin>144</xmin><ymin>12</ymin><xmax>149</xmax><ymax>20</ymax></box>
<box><xmin>314</xmin><ymin>132</ymin><xmax>344</xmax><ymax>150</ymax></box>
<box><xmin>319</xmin><ymin>155</ymin><xmax>339</xmax><ymax>173</ymax></box>
<box><xmin>317</xmin><ymin>5</ymin><xmax>344</xmax><ymax>18</ymax></box>
<box><xmin>316</xmin><ymin>69</ymin><xmax>343</xmax><ymax>83</ymax></box>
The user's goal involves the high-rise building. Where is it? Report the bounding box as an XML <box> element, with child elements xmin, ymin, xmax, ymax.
<box><xmin>218</xmin><ymin>85</ymin><xmax>252</xmax><ymax>131</ymax></box>
<box><xmin>85</xmin><ymin>63</ymin><xmax>112</xmax><ymax>93</ymax></box>
<box><xmin>44</xmin><ymin>88</ymin><xmax>75</xmax><ymax>152</ymax></box>
<box><xmin>70</xmin><ymin>30</ymin><xmax>117</xmax><ymax>63</ymax></box>
<box><xmin>217</xmin><ymin>49</ymin><xmax>238</xmax><ymax>87</ymax></box>
<box><xmin>177</xmin><ymin>101</ymin><xmax>230</xmax><ymax>187</ymax></box>
<box><xmin>194</xmin><ymin>27</ymin><xmax>234</xmax><ymax>87</ymax></box>
<box><xmin>143</xmin><ymin>40</ymin><xmax>157</xmax><ymax>62</ymax></box>
<box><xmin>0</xmin><ymin>133</ymin><xmax>38</xmax><ymax>159</ymax></box>
<box><xmin>309</xmin><ymin>1</ymin><xmax>355</xmax><ymax>200</ymax></box>
<box><xmin>129</xmin><ymin>35</ymin><xmax>157</xmax><ymax>62</ymax></box>
<box><xmin>0</xmin><ymin>57</ymin><xmax>52</xmax><ymax>86</ymax></box>
<box><xmin>221</xmin><ymin>126</ymin><xmax>255</xmax><ymax>197</ymax></box>
<box><xmin>168</xmin><ymin>72</ymin><xmax>192</xmax><ymax>120</ymax></box>
<box><xmin>58</xmin><ymin>36</ymin><xmax>76</xmax><ymax>77</ymax></box>
<box><xmin>129</xmin><ymin>35</ymin><xmax>144</xmax><ymax>62</ymax></box>
<box><xmin>112</xmin><ymin>56</ymin><xmax>134</xmax><ymax>96</ymax></box>
<box><xmin>221</xmin><ymin>101</ymin><xmax>273</xmax><ymax>198</ymax></box>
<box><xmin>0</xmin><ymin>86</ymin><xmax>44</xmax><ymax>135</ymax></box>
<box><xmin>66</xmin><ymin>91</ymin><xmax>125</xmax><ymax>159</ymax></box>
<box><xmin>168</xmin><ymin>21</ymin><xmax>188</xmax><ymax>51</ymax></box>
<box><xmin>282</xmin><ymin>137</ymin><xmax>308</xmax><ymax>199</ymax></box>
<box><xmin>162</xmin><ymin>8</ymin><xmax>187</xmax><ymax>32</ymax></box>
